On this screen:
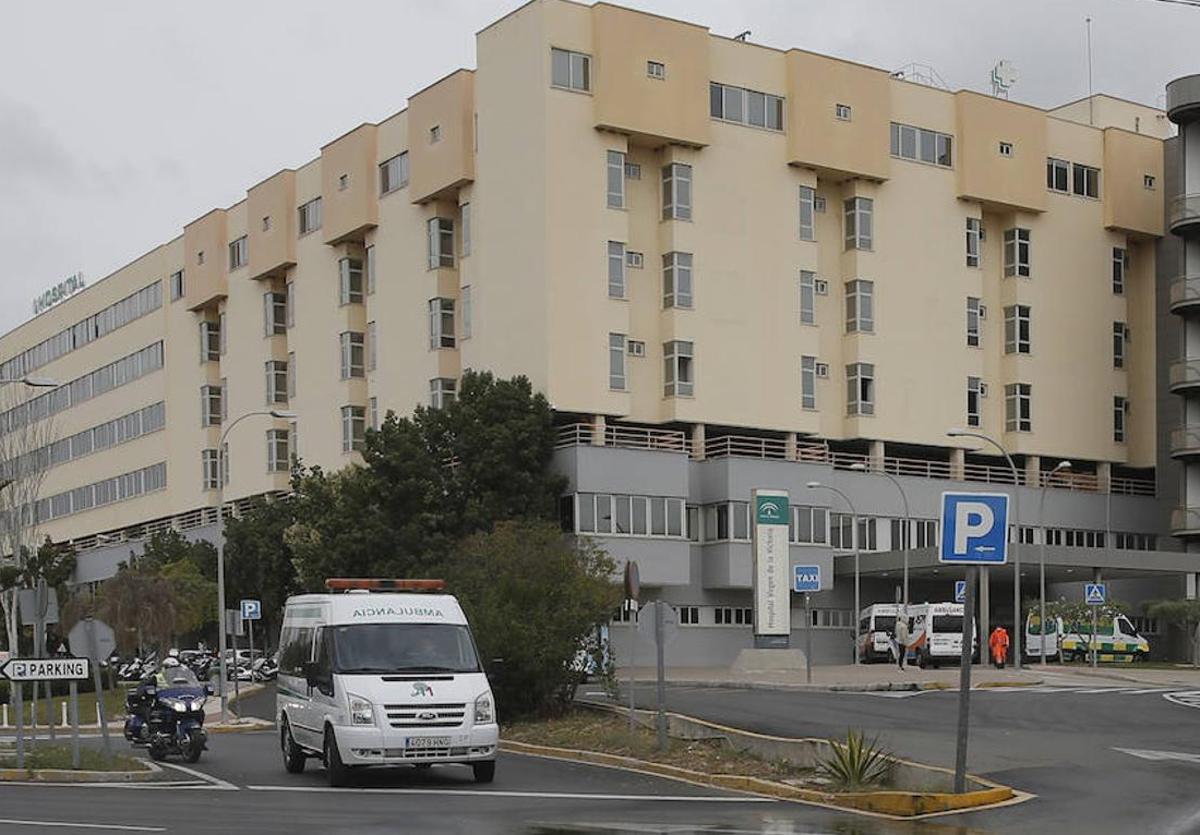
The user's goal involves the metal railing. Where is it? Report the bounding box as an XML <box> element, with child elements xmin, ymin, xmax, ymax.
<box><xmin>1168</xmin><ymin>193</ymin><xmax>1200</xmax><ymax>232</ymax></box>
<box><xmin>1169</xmin><ymin>358</ymin><xmax>1200</xmax><ymax>391</ymax></box>
<box><xmin>1169</xmin><ymin>276</ymin><xmax>1200</xmax><ymax>312</ymax></box>
<box><xmin>1170</xmin><ymin>425</ymin><xmax>1200</xmax><ymax>457</ymax></box>
<box><xmin>555</xmin><ymin>423</ymin><xmax>688</xmax><ymax>454</ymax></box>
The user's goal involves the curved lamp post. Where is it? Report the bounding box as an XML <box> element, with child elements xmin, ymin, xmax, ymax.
<box><xmin>807</xmin><ymin>481</ymin><xmax>860</xmax><ymax>665</ymax></box>
<box><xmin>1038</xmin><ymin>460</ymin><xmax>1071</xmax><ymax>666</ymax></box>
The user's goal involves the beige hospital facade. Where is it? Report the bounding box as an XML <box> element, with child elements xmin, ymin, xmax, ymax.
<box><xmin>4</xmin><ymin>0</ymin><xmax>1200</xmax><ymax>662</ymax></box>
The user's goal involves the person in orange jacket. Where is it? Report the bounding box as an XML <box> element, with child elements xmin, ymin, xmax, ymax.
<box><xmin>989</xmin><ymin>626</ymin><xmax>1010</xmax><ymax>669</ymax></box>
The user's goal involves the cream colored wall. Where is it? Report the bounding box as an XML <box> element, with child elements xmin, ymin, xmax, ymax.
<box><xmin>1049</xmin><ymin>95</ymin><xmax>1173</xmax><ymax>140</ymax></box>
<box><xmin>247</xmin><ymin>170</ymin><xmax>297</xmax><ymax>279</ymax></box>
<box><xmin>1103</xmin><ymin>128</ymin><xmax>1165</xmax><ymax>237</ymax></box>
<box><xmin>183</xmin><ymin>209</ymin><xmax>228</xmax><ymax>311</ymax></box>
<box><xmin>407</xmin><ymin>71</ymin><xmax>476</xmax><ymax>204</ymax></box>
<box><xmin>955</xmin><ymin>92</ymin><xmax>1047</xmax><ymax>213</ymax></box>
<box><xmin>321</xmin><ymin>124</ymin><xmax>379</xmax><ymax>246</ymax></box>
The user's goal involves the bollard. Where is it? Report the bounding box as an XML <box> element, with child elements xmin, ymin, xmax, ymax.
<box><xmin>62</xmin><ymin>701</ymin><xmax>68</xmax><ymax>726</ymax></box>
<box><xmin>2</xmin><ymin>703</ymin><xmax>7</xmax><ymax>728</ymax></box>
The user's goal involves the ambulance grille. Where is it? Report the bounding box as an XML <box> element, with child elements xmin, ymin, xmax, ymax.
<box><xmin>384</xmin><ymin>703</ymin><xmax>467</xmax><ymax>728</ymax></box>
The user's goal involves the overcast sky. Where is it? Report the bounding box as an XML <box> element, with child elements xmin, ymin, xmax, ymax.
<box><xmin>1</xmin><ymin>0</ymin><xmax>1195</xmax><ymax>337</ymax></box>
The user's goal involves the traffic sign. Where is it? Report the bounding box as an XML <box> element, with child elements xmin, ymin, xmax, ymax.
<box><xmin>68</xmin><ymin>618</ymin><xmax>116</xmax><ymax>662</ymax></box>
<box><xmin>954</xmin><ymin>580</ymin><xmax>967</xmax><ymax>604</ymax></box>
<box><xmin>1</xmin><ymin>657</ymin><xmax>89</xmax><ymax>682</ymax></box>
<box><xmin>939</xmin><ymin>492</ymin><xmax>1010</xmax><ymax>565</ymax></box>
<box><xmin>793</xmin><ymin>564</ymin><xmax>822</xmax><ymax>593</ymax></box>
<box><xmin>636</xmin><ymin>601</ymin><xmax>679</xmax><ymax>646</ymax></box>
<box><xmin>1085</xmin><ymin>583</ymin><xmax>1107</xmax><ymax>605</ymax></box>
<box><xmin>240</xmin><ymin>599</ymin><xmax>262</xmax><ymax>621</ymax></box>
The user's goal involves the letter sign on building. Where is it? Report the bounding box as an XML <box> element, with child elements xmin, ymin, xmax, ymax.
<box><xmin>752</xmin><ymin>489</ymin><xmax>790</xmax><ymax>647</ymax></box>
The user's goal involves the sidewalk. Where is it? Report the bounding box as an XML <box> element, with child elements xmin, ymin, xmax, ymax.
<box><xmin>616</xmin><ymin>663</ymin><xmax>1043</xmax><ymax>692</ymax></box>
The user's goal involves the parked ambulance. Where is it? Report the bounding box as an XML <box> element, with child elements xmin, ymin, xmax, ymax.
<box><xmin>276</xmin><ymin>579</ymin><xmax>499</xmax><ymax>787</ymax></box>
<box><xmin>858</xmin><ymin>604</ymin><xmax>902</xmax><ymax>663</ymax></box>
<box><xmin>1024</xmin><ymin>612</ymin><xmax>1149</xmax><ymax>662</ymax></box>
<box><xmin>907</xmin><ymin>602</ymin><xmax>977</xmax><ymax>668</ymax></box>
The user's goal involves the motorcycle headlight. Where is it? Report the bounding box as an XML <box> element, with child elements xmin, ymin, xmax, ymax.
<box><xmin>170</xmin><ymin>700</ymin><xmax>190</xmax><ymax>713</ymax></box>
<box><xmin>348</xmin><ymin>694</ymin><xmax>374</xmax><ymax>726</ymax></box>
<box><xmin>474</xmin><ymin>693</ymin><xmax>494</xmax><ymax>725</ymax></box>
<box><xmin>191</xmin><ymin>698</ymin><xmax>205</xmax><ymax>712</ymax></box>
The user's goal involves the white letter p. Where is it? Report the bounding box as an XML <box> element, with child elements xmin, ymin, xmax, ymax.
<box><xmin>954</xmin><ymin>501</ymin><xmax>994</xmax><ymax>555</ymax></box>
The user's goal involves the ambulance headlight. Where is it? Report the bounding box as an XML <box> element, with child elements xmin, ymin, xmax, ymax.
<box><xmin>474</xmin><ymin>693</ymin><xmax>494</xmax><ymax>724</ymax></box>
<box><xmin>349</xmin><ymin>694</ymin><xmax>374</xmax><ymax>726</ymax></box>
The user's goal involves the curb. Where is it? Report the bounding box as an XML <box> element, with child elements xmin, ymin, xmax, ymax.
<box><xmin>0</xmin><ymin>760</ymin><xmax>161</xmax><ymax>784</ymax></box>
<box><xmin>208</xmin><ymin>719</ymin><xmax>274</xmax><ymax>734</ymax></box>
<box><xmin>623</xmin><ymin>677</ymin><xmax>1041</xmax><ymax>694</ymax></box>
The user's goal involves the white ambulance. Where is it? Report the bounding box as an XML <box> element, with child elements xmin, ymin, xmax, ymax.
<box><xmin>907</xmin><ymin>602</ymin><xmax>977</xmax><ymax>668</ymax></box>
<box><xmin>858</xmin><ymin>604</ymin><xmax>902</xmax><ymax>663</ymax></box>
<box><xmin>1024</xmin><ymin>613</ymin><xmax>1150</xmax><ymax>663</ymax></box>
<box><xmin>276</xmin><ymin>579</ymin><xmax>499</xmax><ymax>786</ymax></box>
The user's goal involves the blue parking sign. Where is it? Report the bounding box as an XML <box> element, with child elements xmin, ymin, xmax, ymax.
<box><xmin>939</xmin><ymin>492</ymin><xmax>1009</xmax><ymax>565</ymax></box>
<box><xmin>240</xmin><ymin>599</ymin><xmax>262</xmax><ymax>621</ymax></box>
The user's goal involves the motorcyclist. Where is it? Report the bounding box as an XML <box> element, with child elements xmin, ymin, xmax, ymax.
<box><xmin>128</xmin><ymin>657</ymin><xmax>184</xmax><ymax>738</ymax></box>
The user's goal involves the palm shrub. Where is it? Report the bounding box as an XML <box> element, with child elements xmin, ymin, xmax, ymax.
<box><xmin>815</xmin><ymin>729</ymin><xmax>894</xmax><ymax>790</ymax></box>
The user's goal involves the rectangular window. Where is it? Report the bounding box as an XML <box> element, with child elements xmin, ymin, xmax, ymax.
<box><xmin>338</xmin><ymin>257</ymin><xmax>364</xmax><ymax>305</ymax></box>
<box><xmin>663</xmin><ymin>340</ymin><xmax>694</xmax><ymax>397</ymax></box>
<box><xmin>367</xmin><ymin>321</ymin><xmax>377</xmax><ymax>371</ymax></box>
<box><xmin>298</xmin><ymin>197</ymin><xmax>322</xmax><ymax>235</ymax></box>
<box><xmin>267</xmin><ymin>429</ymin><xmax>289</xmax><ymax>472</ymax></box>
<box><xmin>890</xmin><ymin>122</ymin><xmax>952</xmax><ymax>166</ymax></box>
<box><xmin>799</xmin><ymin>270</ymin><xmax>816</xmax><ymax>325</ymax></box>
<box><xmin>1113</xmin><ymin>396</ymin><xmax>1127</xmax><ymax>443</ymax></box>
<box><xmin>801</xmin><ymin>356</ymin><xmax>817</xmax><ymax>410</ymax></box>
<box><xmin>341</xmin><ymin>405</ymin><xmax>365</xmax><ymax>453</ymax></box>
<box><xmin>265</xmin><ymin>360</ymin><xmax>288</xmax><ymax>405</ymax></box>
<box><xmin>647</xmin><ymin>60</ymin><xmax>666</xmax><ymax>80</ymax></box>
<box><xmin>998</xmin><ymin>141</ymin><xmax>1013</xmax><ymax>157</ymax></box>
<box><xmin>662</xmin><ymin>163</ymin><xmax>692</xmax><ymax>221</ymax></box>
<box><xmin>1005</xmin><ymin>383</ymin><xmax>1032</xmax><ymax>432</ymax></box>
<box><xmin>379</xmin><ymin>152</ymin><xmax>409</xmax><ymax>194</ymax></box>
<box><xmin>966</xmin><ymin>297</ymin><xmax>982</xmax><ymax>347</ymax></box>
<box><xmin>170</xmin><ymin>270</ymin><xmax>184</xmax><ymax>301</ymax></box>
<box><xmin>228</xmin><ymin>236</ymin><xmax>247</xmax><ymax>270</ymax></box>
<box><xmin>201</xmin><ymin>449</ymin><xmax>221</xmax><ymax>490</ymax></box>
<box><xmin>1003</xmin><ymin>228</ymin><xmax>1031</xmax><ymax>277</ymax></box>
<box><xmin>369</xmin><ymin>397</ymin><xmax>379</xmax><ymax>431</ymax></box>
<box><xmin>287</xmin><ymin>351</ymin><xmax>296</xmax><ymax>399</ymax></box>
<box><xmin>845</xmin><ymin>279</ymin><xmax>874</xmax><ymax>334</ymax></box>
<box><xmin>339</xmin><ymin>331</ymin><xmax>365</xmax><ymax>379</ymax></box>
<box><xmin>428</xmin><ymin>298</ymin><xmax>455</xmax><ymax>349</ymax></box>
<box><xmin>1047</xmin><ymin>158</ymin><xmax>1069</xmax><ymax>192</ymax></box>
<box><xmin>606</xmin><ymin>151</ymin><xmax>625</xmax><ymax>209</ymax></box>
<box><xmin>1144</xmin><ymin>174</ymin><xmax>1156</xmax><ymax>190</ymax></box>
<box><xmin>200</xmin><ymin>385</ymin><xmax>223</xmax><ymax>427</ymax></box>
<box><xmin>844</xmin><ymin>197</ymin><xmax>873</xmax><ymax>250</ymax></box>
<box><xmin>966</xmin><ymin>218</ymin><xmax>981</xmax><ymax>267</ymax></box>
<box><xmin>836</xmin><ymin>103</ymin><xmax>852</xmax><ymax>121</ymax></box>
<box><xmin>263</xmin><ymin>291</ymin><xmax>287</xmax><ymax>336</ymax></box>
<box><xmin>967</xmin><ymin>376</ymin><xmax>983</xmax><ymax>428</ymax></box>
<box><xmin>847</xmin><ymin>362</ymin><xmax>875</xmax><ymax>416</ymax></box>
<box><xmin>709</xmin><ymin>82</ymin><xmax>784</xmax><ymax>130</ymax></box>
<box><xmin>461</xmin><ymin>285</ymin><xmax>472</xmax><ymax>339</ymax></box>
<box><xmin>790</xmin><ymin>505</ymin><xmax>828</xmax><ymax>545</ymax></box>
<box><xmin>609</xmin><ymin>333</ymin><xmax>626</xmax><ymax>391</ymax></box>
<box><xmin>608</xmin><ymin>241</ymin><xmax>626</xmax><ymax>298</ymax></box>
<box><xmin>550</xmin><ymin>47</ymin><xmax>590</xmax><ymax>92</ymax></box>
<box><xmin>1112</xmin><ymin>247</ymin><xmax>1127</xmax><ymax>295</ymax></box>
<box><xmin>1072</xmin><ymin>163</ymin><xmax>1100</xmax><ymax>198</ymax></box>
<box><xmin>662</xmin><ymin>252</ymin><xmax>693</xmax><ymax>309</ymax></box>
<box><xmin>1004</xmin><ymin>305</ymin><xmax>1031</xmax><ymax>354</ymax></box>
<box><xmin>430</xmin><ymin>378</ymin><xmax>457</xmax><ymax>410</ymax></box>
<box><xmin>1113</xmin><ymin>322</ymin><xmax>1127</xmax><ymax>368</ymax></box>
<box><xmin>366</xmin><ymin>245</ymin><xmax>376</xmax><ymax>295</ymax></box>
<box><xmin>427</xmin><ymin>218</ymin><xmax>454</xmax><ymax>269</ymax></box>
<box><xmin>799</xmin><ymin>186</ymin><xmax>816</xmax><ymax>241</ymax></box>
<box><xmin>625</xmin><ymin>162</ymin><xmax>641</xmax><ymax>180</ymax></box>
<box><xmin>199</xmin><ymin>320</ymin><xmax>221</xmax><ymax>362</ymax></box>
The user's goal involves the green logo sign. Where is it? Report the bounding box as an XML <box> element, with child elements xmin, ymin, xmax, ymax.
<box><xmin>756</xmin><ymin>495</ymin><xmax>787</xmax><ymax>525</ymax></box>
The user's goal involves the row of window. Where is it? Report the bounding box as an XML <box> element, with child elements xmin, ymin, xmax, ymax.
<box><xmin>615</xmin><ymin>605</ymin><xmax>853</xmax><ymax>630</ymax></box>
<box><xmin>606</xmin><ymin>245</ymin><xmax>694</xmax><ymax>307</ymax></box>
<box><xmin>0</xmin><ymin>402</ymin><xmax>165</xmax><ymax>480</ymax></box>
<box><xmin>35</xmin><ymin>462</ymin><xmax>166</xmax><ymax>523</ymax></box>
<box><xmin>1</xmin><ymin>281</ymin><xmax>161</xmax><ymax>383</ymax></box>
<box><xmin>607</xmin><ymin>338</ymin><xmax>694</xmax><ymax>396</ymax></box>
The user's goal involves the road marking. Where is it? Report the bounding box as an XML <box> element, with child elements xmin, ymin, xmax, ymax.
<box><xmin>0</xmin><ymin>820</ymin><xmax>164</xmax><ymax>832</ymax></box>
<box><xmin>155</xmin><ymin>760</ymin><xmax>239</xmax><ymax>790</ymax></box>
<box><xmin>1114</xmin><ymin>747</ymin><xmax>1200</xmax><ymax>764</ymax></box>
<box><xmin>245</xmin><ymin>784</ymin><xmax>773</xmax><ymax>802</ymax></box>
<box><xmin>1164</xmin><ymin>690</ymin><xmax>1200</xmax><ymax>711</ymax></box>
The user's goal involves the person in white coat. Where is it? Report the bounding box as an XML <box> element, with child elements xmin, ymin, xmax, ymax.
<box><xmin>893</xmin><ymin>611</ymin><xmax>910</xmax><ymax>671</ymax></box>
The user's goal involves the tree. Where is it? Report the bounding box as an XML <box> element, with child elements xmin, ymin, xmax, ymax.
<box><xmin>1045</xmin><ymin>597</ymin><xmax>1129</xmax><ymax>659</ymax></box>
<box><xmin>136</xmin><ymin>529</ymin><xmax>218</xmax><ymax>582</ymax></box>
<box><xmin>93</xmin><ymin>564</ymin><xmax>179</xmax><ymax>656</ymax></box>
<box><xmin>446</xmin><ymin>520</ymin><xmax>620</xmax><ymax>718</ymax></box>
<box><xmin>224</xmin><ymin>495</ymin><xmax>301</xmax><ymax>642</ymax></box>
<box><xmin>1146</xmin><ymin>599</ymin><xmax>1200</xmax><ymax>667</ymax></box>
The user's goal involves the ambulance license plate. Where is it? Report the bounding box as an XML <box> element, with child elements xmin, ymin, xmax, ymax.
<box><xmin>406</xmin><ymin>736</ymin><xmax>451</xmax><ymax>749</ymax></box>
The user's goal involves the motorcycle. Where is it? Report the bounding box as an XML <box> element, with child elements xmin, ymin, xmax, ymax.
<box><xmin>123</xmin><ymin>666</ymin><xmax>212</xmax><ymax>763</ymax></box>
<box><xmin>251</xmin><ymin>655</ymin><xmax>278</xmax><ymax>682</ymax></box>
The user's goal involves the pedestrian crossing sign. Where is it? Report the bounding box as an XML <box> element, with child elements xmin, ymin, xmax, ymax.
<box><xmin>1085</xmin><ymin>583</ymin><xmax>1106</xmax><ymax>605</ymax></box>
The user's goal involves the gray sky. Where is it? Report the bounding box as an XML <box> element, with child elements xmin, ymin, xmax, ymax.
<box><xmin>0</xmin><ymin>0</ymin><xmax>1194</xmax><ymax>337</ymax></box>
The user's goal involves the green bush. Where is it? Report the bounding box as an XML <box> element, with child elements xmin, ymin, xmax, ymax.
<box><xmin>816</xmin><ymin>729</ymin><xmax>894</xmax><ymax>790</ymax></box>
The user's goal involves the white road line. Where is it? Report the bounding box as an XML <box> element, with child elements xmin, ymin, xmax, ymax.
<box><xmin>155</xmin><ymin>760</ymin><xmax>239</xmax><ymax>790</ymax></box>
<box><xmin>0</xmin><ymin>819</ymin><xmax>164</xmax><ymax>832</ymax></box>
<box><xmin>245</xmin><ymin>784</ymin><xmax>774</xmax><ymax>802</ymax></box>
<box><xmin>1114</xmin><ymin>747</ymin><xmax>1200</xmax><ymax>764</ymax></box>
<box><xmin>1164</xmin><ymin>691</ymin><xmax>1200</xmax><ymax>710</ymax></box>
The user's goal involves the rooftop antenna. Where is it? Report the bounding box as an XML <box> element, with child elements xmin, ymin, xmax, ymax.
<box><xmin>733</xmin><ymin>30</ymin><xmax>751</xmax><ymax>42</ymax></box>
<box><xmin>990</xmin><ymin>60</ymin><xmax>1018</xmax><ymax>99</ymax></box>
<box><xmin>892</xmin><ymin>62</ymin><xmax>949</xmax><ymax>90</ymax></box>
<box><xmin>1085</xmin><ymin>17</ymin><xmax>1095</xmax><ymax>125</ymax></box>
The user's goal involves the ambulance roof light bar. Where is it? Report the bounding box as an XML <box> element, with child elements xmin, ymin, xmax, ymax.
<box><xmin>325</xmin><ymin>578</ymin><xmax>446</xmax><ymax>592</ymax></box>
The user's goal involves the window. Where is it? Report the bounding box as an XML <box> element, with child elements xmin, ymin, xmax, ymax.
<box><xmin>844</xmin><ymin>197</ymin><xmax>873</xmax><ymax>250</ymax></box>
<box><xmin>626</xmin><ymin>251</ymin><xmax>644</xmax><ymax>268</ymax></box>
<box><xmin>338</xmin><ymin>257</ymin><xmax>364</xmax><ymax>305</ymax></box>
<box><xmin>265</xmin><ymin>361</ymin><xmax>288</xmax><ymax>405</ymax></box>
<box><xmin>367</xmin><ymin>321</ymin><xmax>377</xmax><ymax>371</ymax></box>
<box><xmin>285</xmin><ymin>282</ymin><xmax>295</xmax><ymax>328</ymax></box>
<box><xmin>427</xmin><ymin>218</ymin><xmax>454</xmax><ymax>269</ymax></box>
<box><xmin>830</xmin><ymin>513</ymin><xmax>877</xmax><ymax>551</ymax></box>
<box><xmin>625</xmin><ymin>162</ymin><xmax>641</xmax><ymax>179</ymax></box>
<box><xmin>262</xmin><ymin>216</ymin><xmax>271</xmax><ymax>231</ymax></box>
<box><xmin>609</xmin><ymin>333</ymin><xmax>627</xmax><ymax>390</ymax></box>
<box><xmin>835</xmin><ymin>103</ymin><xmax>852</xmax><ymax>121</ymax></box>
<box><xmin>199</xmin><ymin>320</ymin><xmax>221</xmax><ymax>362</ymax></box>
<box><xmin>663</xmin><ymin>252</ymin><xmax>693</xmax><ymax>309</ymax></box>
<box><xmin>801</xmin><ymin>356</ymin><xmax>817</xmax><ymax>410</ymax></box>
<box><xmin>608</xmin><ymin>241</ymin><xmax>626</xmax><ymax>298</ymax></box>
<box><xmin>1072</xmin><ymin>163</ymin><xmax>1100</xmax><ymax>198</ymax></box>
<box><xmin>847</xmin><ymin>363</ymin><xmax>874</xmax><ymax>416</ymax></box>
<box><xmin>799</xmin><ymin>186</ymin><xmax>816</xmax><ymax>241</ymax></box>
<box><xmin>267</xmin><ymin>429</ymin><xmax>289</xmax><ymax>472</ymax></box>
<box><xmin>366</xmin><ymin>246</ymin><xmax>376</xmax><ymax>295</ymax></box>
<box><xmin>287</xmin><ymin>351</ymin><xmax>296</xmax><ymax>399</ymax></box>
<box><xmin>424</xmin><ymin>298</ymin><xmax>455</xmax><ymax>350</ymax></box>
<box><xmin>967</xmin><ymin>376</ymin><xmax>983</xmax><ymax>428</ymax></box>
<box><xmin>709</xmin><ymin>82</ymin><xmax>784</xmax><ymax>130</ymax></box>
<box><xmin>1113</xmin><ymin>322</ymin><xmax>1127</xmax><ymax>368</ymax></box>
<box><xmin>606</xmin><ymin>151</ymin><xmax>625</xmax><ymax>209</ymax></box>
<box><xmin>263</xmin><ymin>292</ymin><xmax>287</xmax><ymax>336</ymax></box>
<box><xmin>219</xmin><ymin>376</ymin><xmax>227</xmax><ymax>422</ymax></box>
<box><xmin>647</xmin><ymin>60</ymin><xmax>666</xmax><ymax>79</ymax></box>
<box><xmin>1114</xmin><ymin>396</ymin><xmax>1127</xmax><ymax>443</ymax></box>
<box><xmin>1004</xmin><ymin>305</ymin><xmax>1031</xmax><ymax>354</ymax></box>
<box><xmin>170</xmin><ymin>270</ymin><xmax>184</xmax><ymax>301</ymax></box>
<box><xmin>576</xmin><ymin>494</ymin><xmax>685</xmax><ymax>539</ymax></box>
<box><xmin>338</xmin><ymin>173</ymin><xmax>350</xmax><ymax>191</ymax></box>
<box><xmin>550</xmin><ymin>47</ymin><xmax>590</xmax><ymax>92</ymax></box>
<box><xmin>1112</xmin><ymin>247</ymin><xmax>1128</xmax><ymax>295</ymax></box>
<box><xmin>890</xmin><ymin>519</ymin><xmax>939</xmax><ymax>550</ymax></box>
<box><xmin>799</xmin><ymin>270</ymin><xmax>816</xmax><ymax>325</ymax></box>
<box><xmin>379</xmin><ymin>152</ymin><xmax>409</xmax><ymax>194</ymax></box>
<box><xmin>662</xmin><ymin>163</ymin><xmax>692</xmax><ymax>221</ymax></box>
<box><xmin>1144</xmin><ymin>174</ymin><xmax>1156</xmax><ymax>190</ymax></box>
<box><xmin>1047</xmin><ymin>158</ymin><xmax>1069</xmax><ymax>192</ymax></box>
<box><xmin>202</xmin><ymin>449</ymin><xmax>221</xmax><ymax>490</ymax></box>
<box><xmin>845</xmin><ymin>279</ymin><xmax>874</xmax><ymax>333</ymax></box>
<box><xmin>967</xmin><ymin>297</ymin><xmax>982</xmax><ymax>347</ymax></box>
<box><xmin>298</xmin><ymin>197</ymin><xmax>322</xmax><ymax>235</ymax></box>
<box><xmin>289</xmin><ymin>421</ymin><xmax>298</xmax><ymax>462</ymax></box>
<box><xmin>715</xmin><ymin>607</ymin><xmax>754</xmax><ymax>626</ymax></box>
<box><xmin>430</xmin><ymin>378</ymin><xmax>457</xmax><ymax>410</ymax></box>
<box><xmin>457</xmin><ymin>203</ymin><xmax>471</xmax><ymax>256</ymax></box>
<box><xmin>197</xmin><ymin>251</ymin><xmax>204</xmax><ymax>265</ymax></box>
<box><xmin>462</xmin><ymin>286</ymin><xmax>472</xmax><ymax>339</ymax></box>
<box><xmin>339</xmin><ymin>331</ymin><xmax>365</xmax><ymax>379</ymax></box>
<box><xmin>663</xmin><ymin>340</ymin><xmax>694</xmax><ymax>397</ymax></box>
<box><xmin>200</xmin><ymin>385</ymin><xmax>223</xmax><ymax>427</ymax></box>
<box><xmin>429</xmin><ymin>125</ymin><xmax>441</xmax><ymax>144</ymax></box>
<box><xmin>889</xmin><ymin>122</ymin><xmax>952</xmax><ymax>167</ymax></box>
<box><xmin>341</xmin><ymin>405</ymin><xmax>365</xmax><ymax>453</ymax></box>
<box><xmin>998</xmin><ymin>141</ymin><xmax>1013</xmax><ymax>157</ymax></box>
<box><xmin>1005</xmin><ymin>383</ymin><xmax>1032</xmax><ymax>432</ymax></box>
<box><xmin>966</xmin><ymin>218</ymin><xmax>981</xmax><ymax>267</ymax></box>
<box><xmin>369</xmin><ymin>397</ymin><xmax>379</xmax><ymax>431</ymax></box>
<box><xmin>676</xmin><ymin>606</ymin><xmax>698</xmax><ymax>625</ymax></box>
<box><xmin>790</xmin><ymin>505</ymin><xmax>828</xmax><ymax>545</ymax></box>
<box><xmin>1003</xmin><ymin>228</ymin><xmax>1030</xmax><ymax>277</ymax></box>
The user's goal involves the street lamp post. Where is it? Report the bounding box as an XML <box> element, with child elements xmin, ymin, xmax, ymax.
<box><xmin>0</xmin><ymin>377</ymin><xmax>59</xmax><ymax>388</ymax></box>
<box><xmin>947</xmin><ymin>428</ymin><xmax>1023</xmax><ymax>669</ymax></box>
<box><xmin>851</xmin><ymin>462</ymin><xmax>911</xmax><ymax>608</ymax></box>
<box><xmin>807</xmin><ymin>481</ymin><xmax>861</xmax><ymax>665</ymax></box>
<box><xmin>1038</xmin><ymin>461</ymin><xmax>1071</xmax><ymax>667</ymax></box>
<box><xmin>215</xmin><ymin>409</ymin><xmax>295</xmax><ymax>724</ymax></box>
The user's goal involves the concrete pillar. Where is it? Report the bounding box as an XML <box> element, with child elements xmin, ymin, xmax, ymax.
<box><xmin>1093</xmin><ymin>567</ymin><xmax>1103</xmax><ymax>583</ymax></box>
<box><xmin>1024</xmin><ymin>455</ymin><xmax>1041</xmax><ymax>487</ymax></box>
<box><xmin>979</xmin><ymin>568</ymin><xmax>990</xmax><ymax>649</ymax></box>
<box><xmin>868</xmin><ymin>440</ymin><xmax>885</xmax><ymax>471</ymax></box>
<box><xmin>590</xmin><ymin>414</ymin><xmax>606</xmax><ymax>446</ymax></box>
<box><xmin>785</xmin><ymin>432</ymin><xmax>798</xmax><ymax>461</ymax></box>
<box><xmin>1187</xmin><ymin>573</ymin><xmax>1197</xmax><ymax>600</ymax></box>
<box><xmin>949</xmin><ymin>448</ymin><xmax>966</xmax><ymax>481</ymax></box>
<box><xmin>1097</xmin><ymin>461</ymin><xmax>1113</xmax><ymax>494</ymax></box>
<box><xmin>691</xmin><ymin>423</ymin><xmax>706</xmax><ymax>460</ymax></box>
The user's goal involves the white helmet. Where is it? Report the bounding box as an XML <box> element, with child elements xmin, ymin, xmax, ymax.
<box><xmin>168</xmin><ymin>648</ymin><xmax>180</xmax><ymax>659</ymax></box>
<box><xmin>162</xmin><ymin>657</ymin><xmax>181</xmax><ymax>669</ymax></box>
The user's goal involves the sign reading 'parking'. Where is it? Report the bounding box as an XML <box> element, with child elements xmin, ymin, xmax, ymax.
<box><xmin>938</xmin><ymin>492</ymin><xmax>1010</xmax><ymax>565</ymax></box>
<box><xmin>1</xmin><ymin>657</ymin><xmax>90</xmax><ymax>682</ymax></box>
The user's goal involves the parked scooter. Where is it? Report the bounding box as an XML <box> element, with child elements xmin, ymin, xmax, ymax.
<box><xmin>251</xmin><ymin>655</ymin><xmax>278</xmax><ymax>682</ymax></box>
<box><xmin>124</xmin><ymin>662</ymin><xmax>212</xmax><ymax>763</ymax></box>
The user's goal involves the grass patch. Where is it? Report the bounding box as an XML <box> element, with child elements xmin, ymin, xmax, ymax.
<box><xmin>0</xmin><ymin>744</ymin><xmax>145</xmax><ymax>773</ymax></box>
<box><xmin>8</xmin><ymin>687</ymin><xmax>127</xmax><ymax>727</ymax></box>
<box><xmin>504</xmin><ymin>709</ymin><xmax>815</xmax><ymax>783</ymax></box>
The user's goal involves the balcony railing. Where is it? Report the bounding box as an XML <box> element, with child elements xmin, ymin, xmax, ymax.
<box><xmin>554</xmin><ymin>423</ymin><xmax>689</xmax><ymax>454</ymax></box>
<box><xmin>1169</xmin><ymin>193</ymin><xmax>1200</xmax><ymax>234</ymax></box>
<box><xmin>1170</xmin><ymin>425</ymin><xmax>1200</xmax><ymax>458</ymax></box>
<box><xmin>1169</xmin><ymin>276</ymin><xmax>1200</xmax><ymax>314</ymax></box>
<box><xmin>1169</xmin><ymin>359</ymin><xmax>1200</xmax><ymax>392</ymax></box>
<box><xmin>1171</xmin><ymin>506</ymin><xmax>1200</xmax><ymax>534</ymax></box>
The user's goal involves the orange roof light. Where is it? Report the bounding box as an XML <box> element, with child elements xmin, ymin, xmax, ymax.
<box><xmin>325</xmin><ymin>578</ymin><xmax>446</xmax><ymax>592</ymax></box>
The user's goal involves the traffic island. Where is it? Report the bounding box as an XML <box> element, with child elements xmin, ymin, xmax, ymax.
<box><xmin>503</xmin><ymin>706</ymin><xmax>1025</xmax><ymax>819</ymax></box>
<box><xmin>0</xmin><ymin>743</ymin><xmax>165</xmax><ymax>783</ymax></box>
